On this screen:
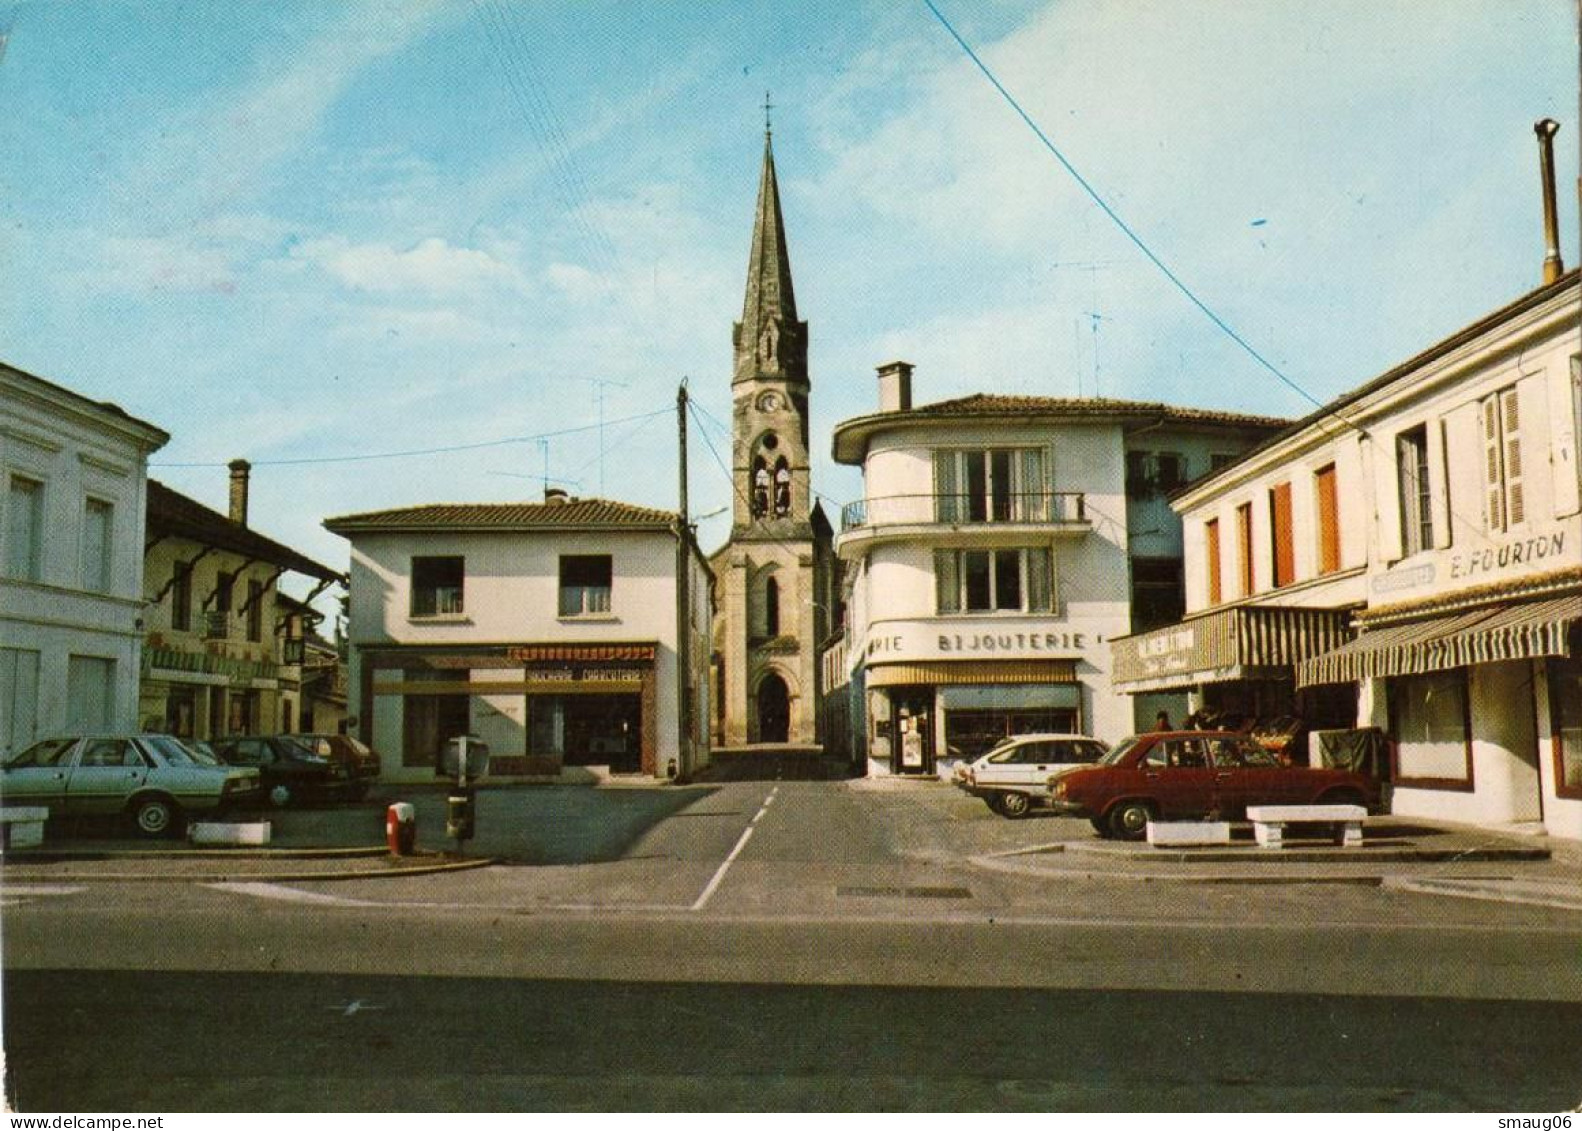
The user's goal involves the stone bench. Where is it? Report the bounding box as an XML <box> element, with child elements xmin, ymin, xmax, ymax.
<box><xmin>1245</xmin><ymin>804</ymin><xmax>1366</xmax><ymax>849</ymax></box>
<box><xmin>1146</xmin><ymin>820</ymin><xmax>1232</xmax><ymax>847</ymax></box>
<box><xmin>0</xmin><ymin>807</ymin><xmax>49</xmax><ymax>849</ymax></box>
<box><xmin>188</xmin><ymin>821</ymin><xmax>272</xmax><ymax>846</ymax></box>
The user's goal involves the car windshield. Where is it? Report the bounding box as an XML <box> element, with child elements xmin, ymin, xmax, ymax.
<box><xmin>6</xmin><ymin>737</ymin><xmax>77</xmax><ymax>768</ymax></box>
<box><xmin>142</xmin><ymin>736</ymin><xmax>200</xmax><ymax>765</ymax></box>
<box><xmin>1099</xmin><ymin>736</ymin><xmax>1143</xmax><ymax>766</ymax></box>
<box><xmin>182</xmin><ymin>740</ymin><xmax>221</xmax><ymax>765</ymax></box>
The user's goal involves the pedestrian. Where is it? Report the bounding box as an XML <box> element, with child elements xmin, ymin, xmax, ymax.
<box><xmin>1155</xmin><ymin>710</ymin><xmax>1172</xmax><ymax>731</ymax></box>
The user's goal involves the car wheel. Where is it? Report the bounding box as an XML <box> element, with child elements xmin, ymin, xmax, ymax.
<box><xmin>268</xmin><ymin>783</ymin><xmax>294</xmax><ymax>808</ymax></box>
<box><xmin>996</xmin><ymin>792</ymin><xmax>1032</xmax><ymax>819</ymax></box>
<box><xmin>1107</xmin><ymin>799</ymin><xmax>1155</xmax><ymax>841</ymax></box>
<box><xmin>130</xmin><ymin>795</ymin><xmax>180</xmax><ymax>839</ymax></box>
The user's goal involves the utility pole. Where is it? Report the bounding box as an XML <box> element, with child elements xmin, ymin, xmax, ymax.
<box><xmin>674</xmin><ymin>379</ymin><xmax>692</xmax><ymax>779</ymax></box>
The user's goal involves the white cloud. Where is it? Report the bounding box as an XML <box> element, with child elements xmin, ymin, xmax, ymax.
<box><xmin>293</xmin><ymin>235</ymin><xmax>529</xmax><ymax>295</ymax></box>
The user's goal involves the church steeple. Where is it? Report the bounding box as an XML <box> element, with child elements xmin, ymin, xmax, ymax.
<box><xmin>733</xmin><ymin>127</ymin><xmax>806</xmax><ymax>388</ymax></box>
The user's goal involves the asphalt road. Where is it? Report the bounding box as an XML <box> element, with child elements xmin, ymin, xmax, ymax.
<box><xmin>6</xmin><ymin>775</ymin><xmax>1582</xmax><ymax>1112</ymax></box>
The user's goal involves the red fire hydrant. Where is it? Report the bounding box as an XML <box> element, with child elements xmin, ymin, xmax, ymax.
<box><xmin>386</xmin><ymin>802</ymin><xmax>416</xmax><ymax>856</ymax></box>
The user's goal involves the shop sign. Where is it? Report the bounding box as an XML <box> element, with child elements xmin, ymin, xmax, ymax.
<box><xmin>864</xmin><ymin>620</ymin><xmax>1104</xmax><ymax>663</ymax></box>
<box><xmin>524</xmin><ymin>666</ymin><xmax>640</xmax><ymax>683</ymax></box>
<box><xmin>1125</xmin><ymin>626</ymin><xmax>1200</xmax><ymax>679</ymax></box>
<box><xmin>1447</xmin><ymin>529</ymin><xmax>1566</xmax><ymax>583</ymax></box>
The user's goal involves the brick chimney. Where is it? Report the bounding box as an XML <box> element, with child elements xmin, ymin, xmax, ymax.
<box><xmin>228</xmin><ymin>458</ymin><xmax>251</xmax><ymax>526</ymax></box>
<box><xmin>876</xmin><ymin>360</ymin><xmax>914</xmax><ymax>413</ymax></box>
<box><xmin>1535</xmin><ymin>119</ymin><xmax>1564</xmax><ymax>284</ymax></box>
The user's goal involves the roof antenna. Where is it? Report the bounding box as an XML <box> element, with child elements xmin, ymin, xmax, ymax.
<box><xmin>763</xmin><ymin>90</ymin><xmax>773</xmax><ymax>138</ymax></box>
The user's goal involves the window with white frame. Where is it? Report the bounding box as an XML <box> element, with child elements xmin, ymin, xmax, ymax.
<box><xmin>558</xmin><ymin>555</ymin><xmax>612</xmax><ymax>616</ymax></box>
<box><xmin>1481</xmin><ymin>386</ymin><xmax>1524</xmax><ymax>531</ymax></box>
<box><xmin>934</xmin><ymin>448</ymin><xmax>1047</xmax><ymax>522</ymax></box>
<box><xmin>5</xmin><ymin>475</ymin><xmax>44</xmax><ymax>581</ymax></box>
<box><xmin>80</xmin><ymin>497</ymin><xmax>113</xmax><ymax>593</ymax></box>
<box><xmin>1396</xmin><ymin>425</ymin><xmax>1433</xmax><ymax>556</ymax></box>
<box><xmin>935</xmin><ymin>547</ymin><xmax>1053</xmax><ymax>614</ymax></box>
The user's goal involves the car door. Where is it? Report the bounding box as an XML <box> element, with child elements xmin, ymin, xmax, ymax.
<box><xmin>0</xmin><ymin>737</ymin><xmax>80</xmax><ymax>809</ymax></box>
<box><xmin>1137</xmin><ymin>737</ymin><xmax>1216</xmax><ymax>818</ymax></box>
<box><xmin>64</xmin><ymin>738</ymin><xmax>149</xmax><ymax>816</ymax></box>
<box><xmin>1208</xmin><ymin>738</ymin><xmax>1291</xmax><ymax>816</ymax></box>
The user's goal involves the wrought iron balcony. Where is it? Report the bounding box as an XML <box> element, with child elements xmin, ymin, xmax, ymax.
<box><xmin>839</xmin><ymin>491</ymin><xmax>1087</xmax><ymax>531</ymax></box>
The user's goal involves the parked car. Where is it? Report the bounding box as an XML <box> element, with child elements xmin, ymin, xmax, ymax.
<box><xmin>0</xmin><ymin>734</ymin><xmax>261</xmax><ymax>838</ymax></box>
<box><xmin>957</xmin><ymin>733</ymin><xmax>1110</xmax><ymax>818</ymax></box>
<box><xmin>211</xmin><ymin>735</ymin><xmax>362</xmax><ymax>807</ymax></box>
<box><xmin>287</xmin><ymin>733</ymin><xmax>381</xmax><ymax>796</ymax></box>
<box><xmin>1048</xmin><ymin>730</ymin><xmax>1383</xmax><ymax>840</ymax></box>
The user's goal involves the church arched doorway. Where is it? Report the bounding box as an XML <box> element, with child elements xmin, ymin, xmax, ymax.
<box><xmin>756</xmin><ymin>673</ymin><xmax>790</xmax><ymax>743</ymax></box>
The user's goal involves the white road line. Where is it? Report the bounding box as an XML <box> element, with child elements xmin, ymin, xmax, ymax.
<box><xmin>692</xmin><ymin>786</ymin><xmax>778</xmax><ymax>912</ymax></box>
<box><xmin>207</xmin><ymin>882</ymin><xmax>386</xmax><ymax>907</ymax></box>
<box><xmin>1</xmin><ymin>885</ymin><xmax>86</xmax><ymax>907</ymax></box>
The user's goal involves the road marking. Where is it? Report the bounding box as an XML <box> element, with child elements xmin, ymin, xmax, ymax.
<box><xmin>1</xmin><ymin>885</ymin><xmax>86</xmax><ymax>907</ymax></box>
<box><xmin>208</xmin><ymin>882</ymin><xmax>386</xmax><ymax>907</ymax></box>
<box><xmin>692</xmin><ymin>786</ymin><xmax>777</xmax><ymax>911</ymax></box>
<box><xmin>329</xmin><ymin>999</ymin><xmax>384</xmax><ymax>1017</ymax></box>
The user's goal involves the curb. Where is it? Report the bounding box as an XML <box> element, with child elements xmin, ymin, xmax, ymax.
<box><xmin>0</xmin><ymin>852</ymin><xmax>498</xmax><ymax>883</ymax></box>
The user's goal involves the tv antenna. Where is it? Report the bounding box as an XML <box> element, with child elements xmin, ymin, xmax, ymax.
<box><xmin>576</xmin><ymin>378</ymin><xmax>629</xmax><ymax>495</ymax></box>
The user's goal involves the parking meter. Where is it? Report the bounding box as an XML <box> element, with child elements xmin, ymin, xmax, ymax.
<box><xmin>442</xmin><ymin>735</ymin><xmax>490</xmax><ymax>850</ymax></box>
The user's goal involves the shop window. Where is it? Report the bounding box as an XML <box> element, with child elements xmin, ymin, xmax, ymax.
<box><xmin>935</xmin><ymin>547</ymin><xmax>1052</xmax><ymax>614</ymax></box>
<box><xmin>1550</xmin><ymin>654</ymin><xmax>1582</xmax><ymax>799</ymax></box>
<box><xmin>1396</xmin><ymin>425</ymin><xmax>1433</xmax><ymax>556</ymax></box>
<box><xmin>411</xmin><ymin>556</ymin><xmax>464</xmax><ymax>617</ymax></box>
<box><xmin>80</xmin><ymin>497</ymin><xmax>113</xmax><ymax>593</ymax></box>
<box><xmin>1269</xmin><ymin>482</ymin><xmax>1294</xmax><ymax>588</ymax></box>
<box><xmin>1314</xmin><ymin>464</ymin><xmax>1340</xmax><ymax>575</ymax></box>
<box><xmin>934</xmin><ymin>448</ymin><xmax>1047</xmax><ymax>522</ymax></box>
<box><xmin>5</xmin><ymin>475</ymin><xmax>43</xmax><ymax>581</ymax></box>
<box><xmin>1481</xmin><ymin>386</ymin><xmax>1524</xmax><ymax>531</ymax></box>
<box><xmin>559</xmin><ymin>555</ymin><xmax>612</xmax><ymax>616</ymax></box>
<box><xmin>1131</xmin><ymin>557</ymin><xmax>1184</xmax><ymax>631</ymax></box>
<box><xmin>1204</xmin><ymin>518</ymin><xmax>1222</xmax><ymax>605</ymax></box>
<box><xmin>1235</xmin><ymin>502</ymin><xmax>1254</xmax><ymax>597</ymax></box>
<box><xmin>1389</xmin><ymin>669</ymin><xmax>1472</xmax><ymax>788</ymax></box>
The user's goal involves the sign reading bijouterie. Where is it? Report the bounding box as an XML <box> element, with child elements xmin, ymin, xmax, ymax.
<box><xmin>863</xmin><ymin>621</ymin><xmax>1104</xmax><ymax>662</ymax></box>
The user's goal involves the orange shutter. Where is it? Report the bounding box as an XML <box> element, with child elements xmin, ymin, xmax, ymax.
<box><xmin>1270</xmin><ymin>482</ymin><xmax>1294</xmax><ymax>587</ymax></box>
<box><xmin>1315</xmin><ymin>465</ymin><xmax>1340</xmax><ymax>574</ymax></box>
<box><xmin>1236</xmin><ymin>503</ymin><xmax>1254</xmax><ymax>597</ymax></box>
<box><xmin>1205</xmin><ymin>519</ymin><xmax>1222</xmax><ymax>606</ymax></box>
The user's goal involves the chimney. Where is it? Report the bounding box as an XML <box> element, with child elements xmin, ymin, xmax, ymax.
<box><xmin>1535</xmin><ymin>118</ymin><xmax>1564</xmax><ymax>284</ymax></box>
<box><xmin>227</xmin><ymin>458</ymin><xmax>251</xmax><ymax>527</ymax></box>
<box><xmin>876</xmin><ymin>360</ymin><xmax>914</xmax><ymax>413</ymax></box>
<box><xmin>543</xmin><ymin>486</ymin><xmax>570</xmax><ymax>505</ymax></box>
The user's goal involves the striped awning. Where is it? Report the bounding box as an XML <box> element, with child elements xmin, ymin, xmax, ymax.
<box><xmin>1297</xmin><ymin>595</ymin><xmax>1582</xmax><ymax>687</ymax></box>
<box><xmin>1110</xmin><ymin>605</ymin><xmax>1353</xmax><ymax>692</ymax></box>
<box><xmin>866</xmin><ymin>659</ymin><xmax>1077</xmax><ymax>688</ymax></box>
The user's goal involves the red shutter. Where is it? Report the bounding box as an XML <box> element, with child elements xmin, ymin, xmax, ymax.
<box><xmin>1270</xmin><ymin>482</ymin><xmax>1294</xmax><ymax>587</ymax></box>
<box><xmin>1315</xmin><ymin>465</ymin><xmax>1340</xmax><ymax>575</ymax></box>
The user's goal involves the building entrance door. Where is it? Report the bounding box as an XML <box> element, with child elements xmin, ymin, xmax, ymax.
<box><xmin>891</xmin><ymin>689</ymin><xmax>934</xmax><ymax>775</ymax></box>
<box><xmin>757</xmin><ymin>674</ymin><xmax>790</xmax><ymax>743</ymax></box>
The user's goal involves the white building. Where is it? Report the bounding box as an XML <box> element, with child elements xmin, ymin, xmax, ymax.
<box><xmin>1118</xmin><ymin>268</ymin><xmax>1581</xmax><ymax>838</ymax></box>
<box><xmin>1</xmin><ymin>363</ymin><xmax>168</xmax><ymax>754</ymax></box>
<box><xmin>325</xmin><ymin>495</ymin><xmax>714</xmax><ymax>783</ymax></box>
<box><xmin>828</xmin><ymin>362</ymin><xmax>1286</xmax><ymax>773</ymax></box>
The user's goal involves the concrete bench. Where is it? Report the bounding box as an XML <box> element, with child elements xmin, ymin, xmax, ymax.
<box><xmin>1147</xmin><ymin>820</ymin><xmax>1232</xmax><ymax>847</ymax></box>
<box><xmin>188</xmin><ymin>821</ymin><xmax>272</xmax><ymax>846</ymax></box>
<box><xmin>0</xmin><ymin>807</ymin><xmax>49</xmax><ymax>849</ymax></box>
<box><xmin>1245</xmin><ymin>804</ymin><xmax>1366</xmax><ymax>849</ymax></box>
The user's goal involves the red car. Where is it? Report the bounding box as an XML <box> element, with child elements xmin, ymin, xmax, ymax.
<box><xmin>1048</xmin><ymin>730</ymin><xmax>1382</xmax><ymax>841</ymax></box>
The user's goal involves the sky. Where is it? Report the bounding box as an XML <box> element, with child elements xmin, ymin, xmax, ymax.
<box><xmin>2</xmin><ymin>1</ymin><xmax>1577</xmax><ymax>618</ymax></box>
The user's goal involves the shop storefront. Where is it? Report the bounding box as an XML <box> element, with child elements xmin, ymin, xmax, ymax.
<box><xmin>363</xmin><ymin>642</ymin><xmax>659</xmax><ymax>778</ymax></box>
<box><xmin>1111</xmin><ymin>605</ymin><xmax>1356</xmax><ymax>760</ymax></box>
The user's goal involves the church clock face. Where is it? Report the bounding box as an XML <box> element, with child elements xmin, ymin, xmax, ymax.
<box><xmin>757</xmin><ymin>391</ymin><xmax>784</xmax><ymax>413</ymax></box>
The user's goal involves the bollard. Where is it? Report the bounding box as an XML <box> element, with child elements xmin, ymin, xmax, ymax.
<box><xmin>446</xmin><ymin>788</ymin><xmax>476</xmax><ymax>845</ymax></box>
<box><xmin>385</xmin><ymin>802</ymin><xmax>416</xmax><ymax>856</ymax></box>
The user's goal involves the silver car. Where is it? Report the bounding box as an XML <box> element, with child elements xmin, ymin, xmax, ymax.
<box><xmin>0</xmin><ymin>734</ymin><xmax>262</xmax><ymax>838</ymax></box>
<box><xmin>957</xmin><ymin>733</ymin><xmax>1110</xmax><ymax>818</ymax></box>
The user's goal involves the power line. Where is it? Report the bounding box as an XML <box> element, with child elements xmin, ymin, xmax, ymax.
<box><xmin>920</xmin><ymin>0</ymin><xmax>1365</xmax><ymax>439</ymax></box>
<box><xmin>152</xmin><ymin>407</ymin><xmax>672</xmax><ymax>468</ymax></box>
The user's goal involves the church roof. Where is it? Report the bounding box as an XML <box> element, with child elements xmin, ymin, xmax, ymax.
<box><xmin>831</xmin><ymin>394</ymin><xmax>1290</xmax><ymax>463</ymax></box>
<box><xmin>740</xmin><ymin>132</ymin><xmax>798</xmax><ymax>331</ymax></box>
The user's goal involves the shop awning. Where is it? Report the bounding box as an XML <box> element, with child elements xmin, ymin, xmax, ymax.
<box><xmin>1110</xmin><ymin>606</ymin><xmax>1353</xmax><ymax>693</ymax></box>
<box><xmin>1296</xmin><ymin>595</ymin><xmax>1582</xmax><ymax>687</ymax></box>
<box><xmin>866</xmin><ymin>659</ymin><xmax>1077</xmax><ymax>688</ymax></box>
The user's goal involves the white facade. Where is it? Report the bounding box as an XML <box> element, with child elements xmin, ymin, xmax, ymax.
<box><xmin>830</xmin><ymin>376</ymin><xmax>1286</xmax><ymax>773</ymax></box>
<box><xmin>1153</xmin><ymin>271</ymin><xmax>1582</xmax><ymax>838</ymax></box>
<box><xmin>0</xmin><ymin>364</ymin><xmax>168</xmax><ymax>755</ymax></box>
<box><xmin>327</xmin><ymin>500</ymin><xmax>713</xmax><ymax>784</ymax></box>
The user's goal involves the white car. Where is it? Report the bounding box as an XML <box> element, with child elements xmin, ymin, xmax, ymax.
<box><xmin>957</xmin><ymin>733</ymin><xmax>1109</xmax><ymax>818</ymax></box>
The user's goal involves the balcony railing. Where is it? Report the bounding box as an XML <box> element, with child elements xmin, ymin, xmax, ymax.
<box><xmin>840</xmin><ymin>491</ymin><xmax>1087</xmax><ymax>531</ymax></box>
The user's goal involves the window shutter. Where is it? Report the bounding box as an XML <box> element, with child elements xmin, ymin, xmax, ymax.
<box><xmin>1483</xmin><ymin>396</ymin><xmax>1504</xmax><ymax>531</ymax></box>
<box><xmin>1026</xmin><ymin>547</ymin><xmax>1053</xmax><ymax>612</ymax></box>
<box><xmin>934</xmin><ymin>550</ymin><xmax>959</xmax><ymax>613</ymax></box>
<box><xmin>934</xmin><ymin>451</ymin><xmax>959</xmax><ymax>522</ymax></box>
<box><xmin>1020</xmin><ymin>448</ymin><xmax>1046</xmax><ymax>520</ymax></box>
<box><xmin>1205</xmin><ymin>519</ymin><xmax>1222</xmax><ymax>604</ymax></box>
<box><xmin>1314</xmin><ymin>465</ymin><xmax>1340</xmax><ymax>575</ymax></box>
<box><xmin>1270</xmin><ymin>482</ymin><xmax>1294</xmax><ymax>587</ymax></box>
<box><xmin>1501</xmin><ymin>387</ymin><xmax>1524</xmax><ymax>526</ymax></box>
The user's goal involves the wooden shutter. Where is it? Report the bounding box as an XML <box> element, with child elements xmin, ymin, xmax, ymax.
<box><xmin>1205</xmin><ymin>519</ymin><xmax>1222</xmax><ymax>605</ymax></box>
<box><xmin>1315</xmin><ymin>465</ymin><xmax>1339</xmax><ymax>574</ymax></box>
<box><xmin>934</xmin><ymin>550</ymin><xmax>960</xmax><ymax>613</ymax></box>
<box><xmin>1501</xmin><ymin>387</ymin><xmax>1524</xmax><ymax>526</ymax></box>
<box><xmin>1270</xmin><ymin>482</ymin><xmax>1294</xmax><ymax>587</ymax></box>
<box><xmin>933</xmin><ymin>451</ymin><xmax>959</xmax><ymax>522</ymax></box>
<box><xmin>1483</xmin><ymin>395</ymin><xmax>1504</xmax><ymax>531</ymax></box>
<box><xmin>1026</xmin><ymin>546</ymin><xmax>1053</xmax><ymax>613</ymax></box>
<box><xmin>1235</xmin><ymin>502</ymin><xmax>1254</xmax><ymax>597</ymax></box>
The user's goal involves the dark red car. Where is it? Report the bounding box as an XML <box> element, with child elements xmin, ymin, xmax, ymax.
<box><xmin>1048</xmin><ymin>730</ymin><xmax>1382</xmax><ymax>840</ymax></box>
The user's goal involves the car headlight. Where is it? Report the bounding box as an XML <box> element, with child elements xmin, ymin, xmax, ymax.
<box><xmin>1051</xmin><ymin>780</ymin><xmax>1068</xmax><ymax>800</ymax></box>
